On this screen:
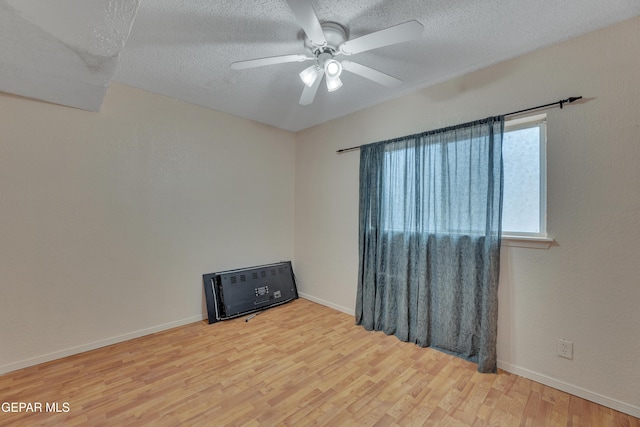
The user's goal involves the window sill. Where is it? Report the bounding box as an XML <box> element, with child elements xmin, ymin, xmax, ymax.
<box><xmin>502</xmin><ymin>234</ymin><xmax>554</xmax><ymax>249</ymax></box>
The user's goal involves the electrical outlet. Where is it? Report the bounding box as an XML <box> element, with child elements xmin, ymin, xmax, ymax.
<box><xmin>557</xmin><ymin>338</ymin><xmax>573</xmax><ymax>359</ymax></box>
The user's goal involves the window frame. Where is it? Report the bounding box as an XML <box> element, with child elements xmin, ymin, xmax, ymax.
<box><xmin>501</xmin><ymin>113</ymin><xmax>553</xmax><ymax>248</ymax></box>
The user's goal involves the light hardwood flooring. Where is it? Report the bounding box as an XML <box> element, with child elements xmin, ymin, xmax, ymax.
<box><xmin>1</xmin><ymin>298</ymin><xmax>638</xmax><ymax>426</ymax></box>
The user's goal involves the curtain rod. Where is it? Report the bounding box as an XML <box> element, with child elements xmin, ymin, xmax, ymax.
<box><xmin>336</xmin><ymin>96</ymin><xmax>583</xmax><ymax>154</ymax></box>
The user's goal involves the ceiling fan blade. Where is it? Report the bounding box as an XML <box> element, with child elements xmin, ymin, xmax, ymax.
<box><xmin>230</xmin><ymin>54</ymin><xmax>313</xmax><ymax>70</ymax></box>
<box><xmin>286</xmin><ymin>0</ymin><xmax>327</xmax><ymax>47</ymax></box>
<box><xmin>299</xmin><ymin>70</ymin><xmax>324</xmax><ymax>105</ymax></box>
<box><xmin>339</xmin><ymin>20</ymin><xmax>424</xmax><ymax>55</ymax></box>
<box><xmin>341</xmin><ymin>60</ymin><xmax>403</xmax><ymax>87</ymax></box>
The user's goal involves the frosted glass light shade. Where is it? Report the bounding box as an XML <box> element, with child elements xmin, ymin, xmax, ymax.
<box><xmin>326</xmin><ymin>75</ymin><xmax>343</xmax><ymax>92</ymax></box>
<box><xmin>324</xmin><ymin>59</ymin><xmax>342</xmax><ymax>78</ymax></box>
<box><xmin>299</xmin><ymin>65</ymin><xmax>319</xmax><ymax>87</ymax></box>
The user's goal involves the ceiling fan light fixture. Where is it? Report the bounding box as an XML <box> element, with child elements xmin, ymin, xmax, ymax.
<box><xmin>324</xmin><ymin>59</ymin><xmax>342</xmax><ymax>79</ymax></box>
<box><xmin>299</xmin><ymin>65</ymin><xmax>319</xmax><ymax>87</ymax></box>
<box><xmin>326</xmin><ymin>75</ymin><xmax>343</xmax><ymax>92</ymax></box>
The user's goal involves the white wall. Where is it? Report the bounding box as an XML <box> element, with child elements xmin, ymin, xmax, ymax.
<box><xmin>0</xmin><ymin>83</ymin><xmax>295</xmax><ymax>372</ymax></box>
<box><xmin>294</xmin><ymin>17</ymin><xmax>640</xmax><ymax>416</ymax></box>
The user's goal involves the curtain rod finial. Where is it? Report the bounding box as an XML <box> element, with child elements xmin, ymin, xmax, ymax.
<box><xmin>561</xmin><ymin>96</ymin><xmax>582</xmax><ymax>108</ymax></box>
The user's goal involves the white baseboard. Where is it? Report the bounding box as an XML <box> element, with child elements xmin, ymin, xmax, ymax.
<box><xmin>0</xmin><ymin>314</ymin><xmax>204</xmax><ymax>375</ymax></box>
<box><xmin>298</xmin><ymin>292</ymin><xmax>355</xmax><ymax>316</ymax></box>
<box><xmin>497</xmin><ymin>360</ymin><xmax>640</xmax><ymax>418</ymax></box>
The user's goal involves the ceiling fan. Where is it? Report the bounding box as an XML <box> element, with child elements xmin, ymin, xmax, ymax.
<box><xmin>230</xmin><ymin>0</ymin><xmax>424</xmax><ymax>105</ymax></box>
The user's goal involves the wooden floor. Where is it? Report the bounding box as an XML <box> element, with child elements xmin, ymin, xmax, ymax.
<box><xmin>1</xmin><ymin>299</ymin><xmax>637</xmax><ymax>426</ymax></box>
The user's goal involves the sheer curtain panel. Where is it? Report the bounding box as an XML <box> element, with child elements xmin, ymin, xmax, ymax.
<box><xmin>356</xmin><ymin>117</ymin><xmax>504</xmax><ymax>373</ymax></box>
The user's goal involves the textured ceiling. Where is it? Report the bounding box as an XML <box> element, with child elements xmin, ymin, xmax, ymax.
<box><xmin>1</xmin><ymin>1</ymin><xmax>639</xmax><ymax>132</ymax></box>
<box><xmin>0</xmin><ymin>0</ymin><xmax>139</xmax><ymax>111</ymax></box>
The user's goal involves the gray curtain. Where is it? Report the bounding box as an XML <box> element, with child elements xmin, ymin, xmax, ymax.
<box><xmin>356</xmin><ymin>117</ymin><xmax>504</xmax><ymax>373</ymax></box>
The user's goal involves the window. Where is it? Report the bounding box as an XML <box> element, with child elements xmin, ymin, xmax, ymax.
<box><xmin>502</xmin><ymin>114</ymin><xmax>547</xmax><ymax>239</ymax></box>
<box><xmin>379</xmin><ymin>113</ymin><xmax>549</xmax><ymax>245</ymax></box>
<box><xmin>379</xmin><ymin>118</ymin><xmax>504</xmax><ymax>236</ymax></box>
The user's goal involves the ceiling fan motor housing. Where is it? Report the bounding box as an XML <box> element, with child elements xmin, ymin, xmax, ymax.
<box><xmin>305</xmin><ymin>22</ymin><xmax>348</xmax><ymax>56</ymax></box>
